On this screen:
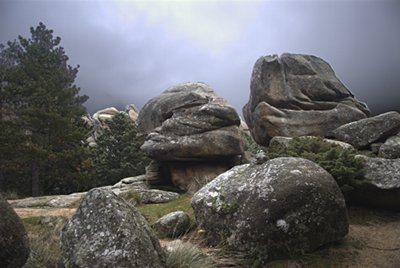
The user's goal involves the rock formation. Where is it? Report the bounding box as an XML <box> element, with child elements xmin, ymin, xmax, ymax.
<box><xmin>137</xmin><ymin>82</ymin><xmax>244</xmax><ymax>192</ymax></box>
<box><xmin>379</xmin><ymin>131</ymin><xmax>400</xmax><ymax>159</ymax></box>
<box><xmin>60</xmin><ymin>189</ymin><xmax>165</xmax><ymax>268</ymax></box>
<box><xmin>243</xmin><ymin>53</ymin><xmax>369</xmax><ymax>145</ymax></box>
<box><xmin>331</xmin><ymin>111</ymin><xmax>400</xmax><ymax>149</ymax></box>
<box><xmin>192</xmin><ymin>157</ymin><xmax>348</xmax><ymax>261</ymax></box>
<box><xmin>82</xmin><ymin>105</ymin><xmax>139</xmax><ymax>147</ymax></box>
<box><xmin>0</xmin><ymin>195</ymin><xmax>30</xmax><ymax>268</ymax></box>
<box><xmin>351</xmin><ymin>155</ymin><xmax>400</xmax><ymax>211</ymax></box>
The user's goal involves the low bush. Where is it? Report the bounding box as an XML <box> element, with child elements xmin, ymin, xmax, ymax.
<box><xmin>268</xmin><ymin>136</ymin><xmax>365</xmax><ymax>197</ymax></box>
<box><xmin>241</xmin><ymin>131</ymin><xmax>265</xmax><ymax>154</ymax></box>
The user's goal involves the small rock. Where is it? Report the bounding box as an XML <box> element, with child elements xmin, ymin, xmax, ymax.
<box><xmin>139</xmin><ymin>189</ymin><xmax>180</xmax><ymax>204</ymax></box>
<box><xmin>379</xmin><ymin>132</ymin><xmax>400</xmax><ymax>159</ymax></box>
<box><xmin>153</xmin><ymin>211</ymin><xmax>192</xmax><ymax>238</ymax></box>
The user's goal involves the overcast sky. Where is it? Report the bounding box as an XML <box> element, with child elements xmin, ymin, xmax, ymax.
<box><xmin>1</xmin><ymin>0</ymin><xmax>399</xmax><ymax>115</ymax></box>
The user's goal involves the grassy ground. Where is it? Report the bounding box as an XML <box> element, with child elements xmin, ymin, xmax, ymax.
<box><xmin>136</xmin><ymin>193</ymin><xmax>195</xmax><ymax>225</ymax></box>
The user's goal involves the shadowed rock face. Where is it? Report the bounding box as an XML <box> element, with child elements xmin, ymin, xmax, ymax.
<box><xmin>351</xmin><ymin>155</ymin><xmax>400</xmax><ymax>211</ymax></box>
<box><xmin>243</xmin><ymin>53</ymin><xmax>369</xmax><ymax>145</ymax></box>
<box><xmin>0</xmin><ymin>196</ymin><xmax>30</xmax><ymax>268</ymax></box>
<box><xmin>137</xmin><ymin>82</ymin><xmax>244</xmax><ymax>191</ymax></box>
<box><xmin>379</xmin><ymin>132</ymin><xmax>400</xmax><ymax>159</ymax></box>
<box><xmin>192</xmin><ymin>157</ymin><xmax>349</xmax><ymax>261</ymax></box>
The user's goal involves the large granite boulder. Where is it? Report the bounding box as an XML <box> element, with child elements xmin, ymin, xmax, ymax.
<box><xmin>379</xmin><ymin>132</ymin><xmax>400</xmax><ymax>159</ymax></box>
<box><xmin>0</xmin><ymin>196</ymin><xmax>30</xmax><ymax>268</ymax></box>
<box><xmin>60</xmin><ymin>189</ymin><xmax>165</xmax><ymax>268</ymax></box>
<box><xmin>137</xmin><ymin>82</ymin><xmax>244</xmax><ymax>191</ymax></box>
<box><xmin>192</xmin><ymin>157</ymin><xmax>348</xmax><ymax>261</ymax></box>
<box><xmin>243</xmin><ymin>53</ymin><xmax>369</xmax><ymax>145</ymax></box>
<box><xmin>351</xmin><ymin>156</ymin><xmax>400</xmax><ymax>211</ymax></box>
<box><xmin>331</xmin><ymin>111</ymin><xmax>400</xmax><ymax>149</ymax></box>
<box><xmin>138</xmin><ymin>82</ymin><xmax>243</xmax><ymax>160</ymax></box>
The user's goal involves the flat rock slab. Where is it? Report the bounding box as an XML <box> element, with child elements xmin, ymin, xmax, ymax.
<box><xmin>332</xmin><ymin>111</ymin><xmax>400</xmax><ymax>149</ymax></box>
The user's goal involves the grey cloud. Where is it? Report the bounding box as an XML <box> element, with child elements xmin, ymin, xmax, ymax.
<box><xmin>1</xmin><ymin>0</ymin><xmax>399</xmax><ymax>115</ymax></box>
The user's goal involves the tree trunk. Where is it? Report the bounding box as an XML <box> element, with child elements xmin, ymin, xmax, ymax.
<box><xmin>31</xmin><ymin>163</ymin><xmax>40</xmax><ymax>197</ymax></box>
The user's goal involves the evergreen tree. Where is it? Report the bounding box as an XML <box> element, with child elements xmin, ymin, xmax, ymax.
<box><xmin>0</xmin><ymin>23</ymin><xmax>90</xmax><ymax>196</ymax></box>
<box><xmin>93</xmin><ymin>112</ymin><xmax>150</xmax><ymax>186</ymax></box>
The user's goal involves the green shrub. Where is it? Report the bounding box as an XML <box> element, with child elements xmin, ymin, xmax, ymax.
<box><xmin>241</xmin><ymin>131</ymin><xmax>265</xmax><ymax>154</ymax></box>
<box><xmin>268</xmin><ymin>137</ymin><xmax>365</xmax><ymax>196</ymax></box>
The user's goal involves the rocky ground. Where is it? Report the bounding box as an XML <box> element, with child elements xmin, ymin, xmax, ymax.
<box><xmin>13</xmin><ymin>200</ymin><xmax>400</xmax><ymax>267</ymax></box>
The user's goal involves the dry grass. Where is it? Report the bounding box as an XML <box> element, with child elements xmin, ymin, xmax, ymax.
<box><xmin>165</xmin><ymin>240</ymin><xmax>213</xmax><ymax>268</ymax></box>
<box><xmin>22</xmin><ymin>216</ymin><xmax>67</xmax><ymax>268</ymax></box>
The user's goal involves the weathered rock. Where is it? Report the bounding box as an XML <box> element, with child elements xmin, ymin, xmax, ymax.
<box><xmin>8</xmin><ymin>192</ymin><xmax>85</xmax><ymax>208</ymax></box>
<box><xmin>0</xmin><ymin>196</ymin><xmax>30</xmax><ymax>268</ymax></box>
<box><xmin>351</xmin><ymin>156</ymin><xmax>400</xmax><ymax>211</ymax></box>
<box><xmin>93</xmin><ymin>107</ymin><xmax>119</xmax><ymax>122</ymax></box>
<box><xmin>370</xmin><ymin>143</ymin><xmax>383</xmax><ymax>155</ymax></box>
<box><xmin>153</xmin><ymin>211</ymin><xmax>192</xmax><ymax>238</ymax></box>
<box><xmin>126</xmin><ymin>104</ymin><xmax>139</xmax><ymax>122</ymax></box>
<box><xmin>139</xmin><ymin>189</ymin><xmax>179</xmax><ymax>204</ymax></box>
<box><xmin>145</xmin><ymin>161</ymin><xmax>163</xmax><ymax>186</ymax></box>
<box><xmin>331</xmin><ymin>111</ymin><xmax>400</xmax><ymax>149</ymax></box>
<box><xmin>192</xmin><ymin>157</ymin><xmax>348</xmax><ymax>261</ymax></box>
<box><xmin>83</xmin><ymin>105</ymin><xmax>139</xmax><ymax>147</ymax></box>
<box><xmin>60</xmin><ymin>189</ymin><xmax>165</xmax><ymax>268</ymax></box>
<box><xmin>137</xmin><ymin>82</ymin><xmax>244</xmax><ymax>191</ymax></box>
<box><xmin>9</xmin><ymin>175</ymin><xmax>178</xmax><ymax>209</ymax></box>
<box><xmin>269</xmin><ymin>136</ymin><xmax>354</xmax><ymax>150</ymax></box>
<box><xmin>138</xmin><ymin>82</ymin><xmax>243</xmax><ymax>160</ymax></box>
<box><xmin>243</xmin><ymin>53</ymin><xmax>369</xmax><ymax>145</ymax></box>
<box><xmin>111</xmin><ymin>175</ymin><xmax>149</xmax><ymax>190</ymax></box>
<box><xmin>379</xmin><ymin>132</ymin><xmax>400</xmax><ymax>159</ymax></box>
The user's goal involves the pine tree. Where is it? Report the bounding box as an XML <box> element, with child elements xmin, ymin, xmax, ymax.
<box><xmin>0</xmin><ymin>23</ymin><xmax>90</xmax><ymax>196</ymax></box>
<box><xmin>93</xmin><ymin>112</ymin><xmax>150</xmax><ymax>186</ymax></box>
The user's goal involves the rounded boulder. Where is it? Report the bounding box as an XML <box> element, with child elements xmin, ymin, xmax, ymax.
<box><xmin>192</xmin><ymin>157</ymin><xmax>348</xmax><ymax>261</ymax></box>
